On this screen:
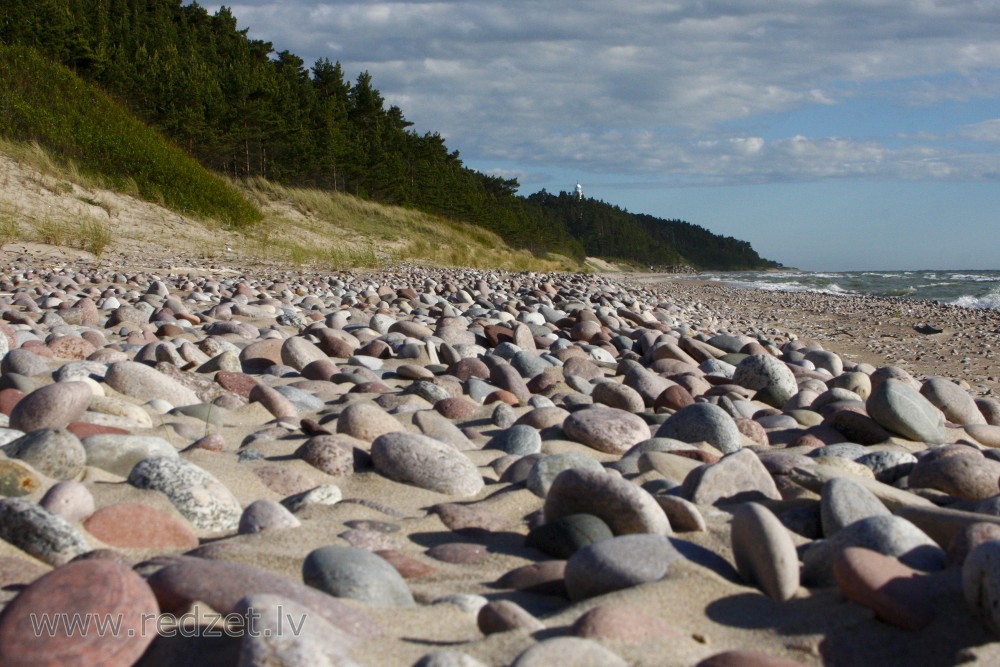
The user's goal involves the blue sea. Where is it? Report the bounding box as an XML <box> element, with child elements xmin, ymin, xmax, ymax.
<box><xmin>684</xmin><ymin>270</ymin><xmax>1000</xmax><ymax>310</ymax></box>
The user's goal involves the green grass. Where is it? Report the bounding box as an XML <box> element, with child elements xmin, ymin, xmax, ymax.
<box><xmin>0</xmin><ymin>45</ymin><xmax>260</xmax><ymax>228</ymax></box>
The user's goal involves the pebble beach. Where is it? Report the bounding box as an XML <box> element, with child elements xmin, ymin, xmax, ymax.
<box><xmin>2</xmin><ymin>250</ymin><xmax>1000</xmax><ymax>666</ymax></box>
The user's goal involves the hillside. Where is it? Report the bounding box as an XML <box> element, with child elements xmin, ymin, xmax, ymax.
<box><xmin>0</xmin><ymin>141</ymin><xmax>581</xmax><ymax>273</ymax></box>
<box><xmin>0</xmin><ymin>0</ymin><xmax>777</xmax><ymax>270</ymax></box>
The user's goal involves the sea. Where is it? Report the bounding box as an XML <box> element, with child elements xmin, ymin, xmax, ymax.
<box><xmin>681</xmin><ymin>269</ymin><xmax>1000</xmax><ymax>310</ymax></box>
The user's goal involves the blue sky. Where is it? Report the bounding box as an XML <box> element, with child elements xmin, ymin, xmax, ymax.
<box><xmin>199</xmin><ymin>1</ymin><xmax>1000</xmax><ymax>270</ymax></box>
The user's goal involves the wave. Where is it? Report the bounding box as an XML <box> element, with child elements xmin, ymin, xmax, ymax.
<box><xmin>952</xmin><ymin>290</ymin><xmax>1000</xmax><ymax>309</ymax></box>
<box><xmin>949</xmin><ymin>273</ymin><xmax>1000</xmax><ymax>283</ymax></box>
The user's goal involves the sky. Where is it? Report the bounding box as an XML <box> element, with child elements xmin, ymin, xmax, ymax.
<box><xmin>197</xmin><ymin>1</ymin><xmax>1000</xmax><ymax>271</ymax></box>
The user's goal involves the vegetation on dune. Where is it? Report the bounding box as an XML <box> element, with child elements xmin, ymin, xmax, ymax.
<box><xmin>0</xmin><ymin>0</ymin><xmax>778</xmax><ymax>270</ymax></box>
<box><xmin>0</xmin><ymin>44</ymin><xmax>260</xmax><ymax>227</ymax></box>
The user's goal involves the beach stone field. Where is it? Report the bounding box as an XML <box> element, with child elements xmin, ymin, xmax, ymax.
<box><xmin>2</xmin><ymin>259</ymin><xmax>1000</xmax><ymax>666</ymax></box>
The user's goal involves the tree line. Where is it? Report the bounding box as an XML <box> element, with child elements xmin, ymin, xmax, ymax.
<box><xmin>0</xmin><ymin>0</ymin><xmax>778</xmax><ymax>269</ymax></box>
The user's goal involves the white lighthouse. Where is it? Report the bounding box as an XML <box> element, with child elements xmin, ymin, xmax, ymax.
<box><xmin>574</xmin><ymin>182</ymin><xmax>583</xmax><ymax>200</ymax></box>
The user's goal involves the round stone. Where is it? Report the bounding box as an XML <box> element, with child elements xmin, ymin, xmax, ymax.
<box><xmin>908</xmin><ymin>455</ymin><xmax>1000</xmax><ymax>501</ymax></box>
<box><xmin>296</xmin><ymin>435</ymin><xmax>357</xmax><ymax>476</ymax></box>
<box><xmin>657</xmin><ymin>402</ymin><xmax>743</xmax><ymax>454</ymax></box>
<box><xmin>9</xmin><ymin>381</ymin><xmax>92</xmax><ymax>433</ymax></box>
<box><xmin>336</xmin><ymin>402</ymin><xmax>404</xmax><ymax>442</ymax></box>
<box><xmin>964</xmin><ymin>540</ymin><xmax>1000</xmax><ymax>634</ymax></box>
<box><xmin>84</xmin><ymin>503</ymin><xmax>199</xmax><ymax>548</ymax></box>
<box><xmin>733</xmin><ymin>354</ymin><xmax>799</xmax><ymax>406</ymax></box>
<box><xmin>238</xmin><ymin>498</ymin><xmax>302</xmax><ymax>534</ymax></box>
<box><xmin>525</xmin><ymin>513</ymin><xmax>614</xmax><ymax>559</ymax></box>
<box><xmin>834</xmin><ymin>546</ymin><xmax>934</xmax><ymax>631</ymax></box>
<box><xmin>303</xmin><ymin>545</ymin><xmax>415</xmax><ymax>607</ymax></box>
<box><xmin>0</xmin><ymin>498</ymin><xmax>91</xmax><ymax>566</ymax></box>
<box><xmin>512</xmin><ymin>637</ymin><xmax>627</xmax><ymax>667</ymax></box>
<box><xmin>866</xmin><ymin>378</ymin><xmax>946</xmax><ymax>443</ymax></box>
<box><xmin>82</xmin><ymin>434</ymin><xmax>178</xmax><ymax>477</ymax></box>
<box><xmin>39</xmin><ymin>481</ymin><xmax>95</xmax><ymax>523</ymax></box>
<box><xmin>477</xmin><ymin>599</ymin><xmax>545</xmax><ymax>634</ymax></box>
<box><xmin>731</xmin><ymin>502</ymin><xmax>799</xmax><ymax>601</ymax></box>
<box><xmin>3</xmin><ymin>429</ymin><xmax>86</xmax><ymax>480</ymax></box>
<box><xmin>0</xmin><ymin>559</ymin><xmax>159</xmax><ymax>666</ymax></box>
<box><xmin>564</xmin><ymin>533</ymin><xmax>682</xmax><ymax>601</ymax></box>
<box><xmin>920</xmin><ymin>376</ymin><xmax>986</xmax><ymax>426</ymax></box>
<box><xmin>103</xmin><ymin>361</ymin><xmax>199</xmax><ymax>407</ymax></box>
<box><xmin>571</xmin><ymin>604</ymin><xmax>679</xmax><ymax>641</ymax></box>
<box><xmin>127</xmin><ymin>457</ymin><xmax>242</xmax><ymax>533</ymax></box>
<box><xmin>820</xmin><ymin>476</ymin><xmax>890</xmax><ymax>537</ymax></box>
<box><xmin>562</xmin><ymin>406</ymin><xmax>651</xmax><ymax>455</ymax></box>
<box><xmin>490</xmin><ymin>424</ymin><xmax>542</xmax><ymax>456</ymax></box>
<box><xmin>544</xmin><ymin>467</ymin><xmax>671</xmax><ymax>536</ymax></box>
<box><xmin>371</xmin><ymin>431</ymin><xmax>484</xmax><ymax>497</ymax></box>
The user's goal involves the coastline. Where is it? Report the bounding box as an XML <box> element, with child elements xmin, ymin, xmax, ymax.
<box><xmin>626</xmin><ymin>273</ymin><xmax>1000</xmax><ymax>397</ymax></box>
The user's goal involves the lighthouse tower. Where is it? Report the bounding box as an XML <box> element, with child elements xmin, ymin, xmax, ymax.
<box><xmin>574</xmin><ymin>182</ymin><xmax>584</xmax><ymax>200</ymax></box>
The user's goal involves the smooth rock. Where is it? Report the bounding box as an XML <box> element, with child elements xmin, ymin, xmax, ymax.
<box><xmin>0</xmin><ymin>559</ymin><xmax>159</xmax><ymax>666</ymax></box>
<box><xmin>84</xmin><ymin>503</ymin><xmax>199</xmax><ymax>548</ymax></box>
<box><xmin>820</xmin><ymin>476</ymin><xmax>891</xmax><ymax>537</ymax></box>
<box><xmin>564</xmin><ymin>533</ymin><xmax>682</xmax><ymax>601</ymax></box>
<box><xmin>3</xmin><ymin>428</ymin><xmax>86</xmax><ymax>480</ymax></box>
<box><xmin>0</xmin><ymin>498</ymin><xmax>91</xmax><ymax>566</ymax></box>
<box><xmin>834</xmin><ymin>546</ymin><xmax>934</xmax><ymax>630</ymax></box>
<box><xmin>371</xmin><ymin>432</ymin><xmax>483</xmax><ymax>497</ymax></box>
<box><xmin>731</xmin><ymin>502</ymin><xmax>799</xmax><ymax>601</ymax></box>
<box><xmin>82</xmin><ymin>434</ymin><xmax>178</xmax><ymax>477</ymax></box>
<box><xmin>866</xmin><ymin>378</ymin><xmax>946</xmax><ymax>443</ymax></box>
<box><xmin>562</xmin><ymin>406</ymin><xmax>651</xmax><ymax>455</ymax></box>
<box><xmin>544</xmin><ymin>467</ymin><xmax>671</xmax><ymax>536</ymax></box>
<box><xmin>303</xmin><ymin>545</ymin><xmax>415</xmax><ymax>607</ymax></box>
<box><xmin>238</xmin><ymin>498</ymin><xmax>302</xmax><ymax>534</ymax></box>
<box><xmin>127</xmin><ymin>456</ymin><xmax>242</xmax><ymax>532</ymax></box>
<box><xmin>657</xmin><ymin>402</ymin><xmax>743</xmax><ymax>454</ymax></box>
<box><xmin>9</xmin><ymin>381</ymin><xmax>92</xmax><ymax>433</ymax></box>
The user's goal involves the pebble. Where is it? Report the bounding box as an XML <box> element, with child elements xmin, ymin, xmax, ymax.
<box><xmin>964</xmin><ymin>540</ymin><xmax>1000</xmax><ymax>634</ymax></box>
<box><xmin>562</xmin><ymin>405</ymin><xmax>651</xmax><ymax>454</ymax></box>
<box><xmin>104</xmin><ymin>360</ymin><xmax>199</xmax><ymax>407</ymax></box>
<box><xmin>147</xmin><ymin>557</ymin><xmax>380</xmax><ymax>637</ymax></box>
<box><xmin>525</xmin><ymin>513</ymin><xmax>614</xmax><ymax>558</ymax></box>
<box><xmin>296</xmin><ymin>434</ymin><xmax>358</xmax><ymax>476</ymax></box>
<box><xmin>731</xmin><ymin>502</ymin><xmax>800</xmax><ymax>601</ymax></box>
<box><xmin>234</xmin><ymin>593</ymin><xmax>359</xmax><ymax>667</ymax></box>
<box><xmin>866</xmin><ymin>378</ymin><xmax>946</xmax><ymax>443</ymax></box>
<box><xmin>572</xmin><ymin>603</ymin><xmax>679</xmax><ymax>641</ymax></box>
<box><xmin>127</xmin><ymin>456</ymin><xmax>242</xmax><ymax>532</ymax></box>
<box><xmin>84</xmin><ymin>502</ymin><xmax>199</xmax><ymax>548</ymax></box>
<box><xmin>733</xmin><ymin>354</ymin><xmax>799</xmax><ymax>406</ymax></box>
<box><xmin>801</xmin><ymin>515</ymin><xmax>946</xmax><ymax>587</ymax></box>
<box><xmin>511</xmin><ymin>636</ymin><xmax>628</xmax><ymax>667</ymax></box>
<box><xmin>920</xmin><ymin>376</ymin><xmax>987</xmax><ymax>425</ymax></box>
<box><xmin>303</xmin><ymin>545</ymin><xmax>415</xmax><ymax>607</ymax></box>
<box><xmin>3</xmin><ymin>428</ymin><xmax>86</xmax><ymax>479</ymax></box>
<box><xmin>238</xmin><ymin>498</ymin><xmax>302</xmax><ymax>534</ymax></box>
<box><xmin>564</xmin><ymin>533</ymin><xmax>682</xmax><ymax>601</ymax></box>
<box><xmin>337</xmin><ymin>401</ymin><xmax>404</xmax><ymax>441</ymax></box>
<box><xmin>834</xmin><ymin>546</ymin><xmax>934</xmax><ymax>630</ymax></box>
<box><xmin>681</xmin><ymin>448</ymin><xmax>781</xmax><ymax>506</ymax></box>
<box><xmin>0</xmin><ymin>498</ymin><xmax>91</xmax><ymax>565</ymax></box>
<box><xmin>8</xmin><ymin>381</ymin><xmax>93</xmax><ymax>432</ymax></box>
<box><xmin>544</xmin><ymin>467</ymin><xmax>671</xmax><ymax>536</ymax></box>
<box><xmin>908</xmin><ymin>454</ymin><xmax>1000</xmax><ymax>501</ymax></box>
<box><xmin>820</xmin><ymin>476</ymin><xmax>890</xmax><ymax>537</ymax></box>
<box><xmin>657</xmin><ymin>402</ymin><xmax>743</xmax><ymax>454</ymax></box>
<box><xmin>38</xmin><ymin>481</ymin><xmax>95</xmax><ymax>523</ymax></box>
<box><xmin>489</xmin><ymin>424</ymin><xmax>542</xmax><ymax>456</ymax></box>
<box><xmin>0</xmin><ymin>559</ymin><xmax>159</xmax><ymax>666</ymax></box>
<box><xmin>371</xmin><ymin>431</ymin><xmax>484</xmax><ymax>496</ymax></box>
<box><xmin>0</xmin><ymin>459</ymin><xmax>41</xmax><ymax>497</ymax></box>
<box><xmin>477</xmin><ymin>599</ymin><xmax>545</xmax><ymax>634</ymax></box>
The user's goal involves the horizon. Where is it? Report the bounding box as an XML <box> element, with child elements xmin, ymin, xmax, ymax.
<box><xmin>195</xmin><ymin>1</ymin><xmax>1000</xmax><ymax>271</ymax></box>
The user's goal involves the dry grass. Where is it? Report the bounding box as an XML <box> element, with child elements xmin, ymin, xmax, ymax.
<box><xmin>241</xmin><ymin>178</ymin><xmax>581</xmax><ymax>272</ymax></box>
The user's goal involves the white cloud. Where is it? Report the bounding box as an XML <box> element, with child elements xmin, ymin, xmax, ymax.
<box><xmin>202</xmin><ymin>1</ymin><xmax>1000</xmax><ymax>186</ymax></box>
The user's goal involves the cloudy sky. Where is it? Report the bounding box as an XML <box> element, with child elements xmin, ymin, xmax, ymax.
<box><xmin>199</xmin><ymin>1</ymin><xmax>1000</xmax><ymax>270</ymax></box>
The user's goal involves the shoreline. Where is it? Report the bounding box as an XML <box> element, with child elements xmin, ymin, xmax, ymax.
<box><xmin>625</xmin><ymin>273</ymin><xmax>1000</xmax><ymax>397</ymax></box>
